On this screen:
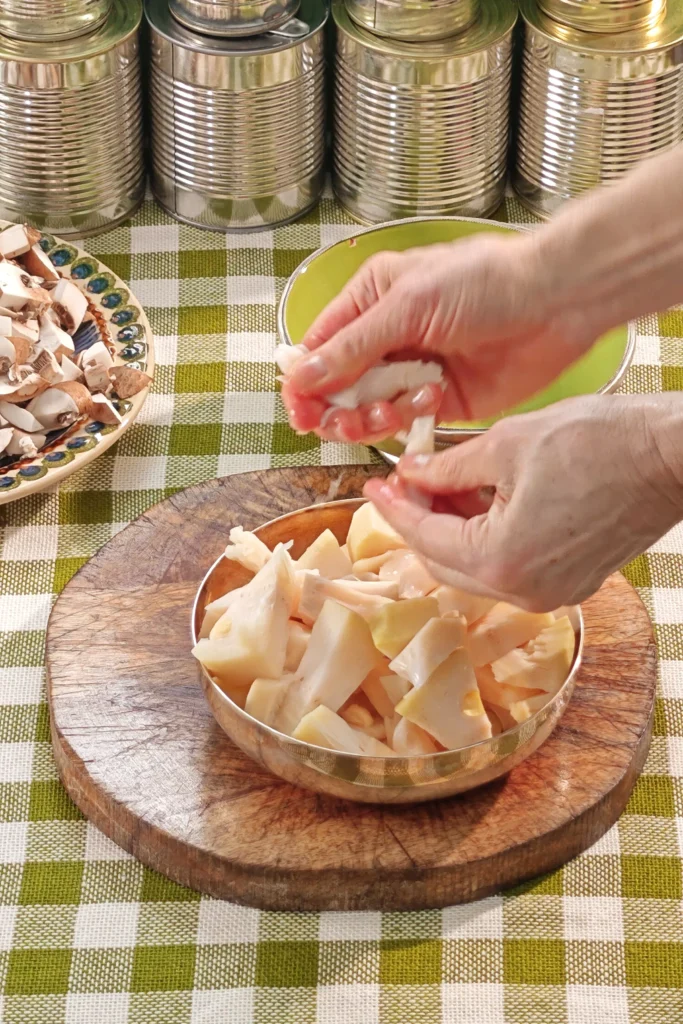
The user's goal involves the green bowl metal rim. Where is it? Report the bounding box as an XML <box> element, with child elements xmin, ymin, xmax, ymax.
<box><xmin>276</xmin><ymin>214</ymin><xmax>637</xmax><ymax>441</ymax></box>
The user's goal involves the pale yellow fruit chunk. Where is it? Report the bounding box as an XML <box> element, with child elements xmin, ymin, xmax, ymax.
<box><xmin>389</xmin><ymin>615</ymin><xmax>467</xmax><ymax>688</ymax></box>
<box><xmin>361</xmin><ymin>666</ymin><xmax>397</xmax><ymax>718</ymax></box>
<box><xmin>467</xmin><ymin>603</ymin><xmax>555</xmax><ymax>667</ymax></box>
<box><xmin>367</xmin><ymin>596</ymin><xmax>439</xmax><ymax>659</ymax></box>
<box><xmin>340</xmin><ymin>703</ymin><xmax>374</xmax><ymax>729</ymax></box>
<box><xmin>396</xmin><ymin>648</ymin><xmax>492</xmax><ymax>750</ymax></box>
<box><xmin>510</xmin><ymin>693</ymin><xmax>552</xmax><ymax>723</ymax></box>
<box><xmin>245</xmin><ymin>677</ymin><xmax>291</xmax><ymax>727</ymax></box>
<box><xmin>275</xmin><ymin>599</ymin><xmax>379</xmax><ymax>735</ymax></box>
<box><xmin>352</xmin><ymin>551</ymin><xmax>395</xmax><ymax>576</ymax></box>
<box><xmin>492</xmin><ymin>616</ymin><xmax>575</xmax><ymax>695</ymax></box>
<box><xmin>346</xmin><ymin>501</ymin><xmax>407</xmax><ymax>562</ymax></box>
<box><xmin>391</xmin><ymin>716</ymin><xmax>440</xmax><ymax>755</ymax></box>
<box><xmin>224</xmin><ymin>526</ymin><xmax>272</xmax><ymax>573</ymax></box>
<box><xmin>432</xmin><ymin>585</ymin><xmax>496</xmax><ymax>624</ymax></box>
<box><xmin>200</xmin><ymin>586</ymin><xmax>245</xmax><ymax>639</ymax></box>
<box><xmin>475</xmin><ymin>664</ymin><xmax>544</xmax><ymax>711</ymax></box>
<box><xmin>380</xmin><ymin>674</ymin><xmax>412</xmax><ymax>708</ymax></box>
<box><xmin>384</xmin><ymin>712</ymin><xmax>401</xmax><ymax>747</ymax></box>
<box><xmin>293</xmin><ymin>705</ymin><xmax>394</xmax><ymax>756</ymax></box>
<box><xmin>296</xmin><ymin>529</ymin><xmax>353</xmax><ymax>579</ymax></box>
<box><xmin>284</xmin><ymin>620</ymin><xmax>312</xmax><ymax>672</ymax></box>
<box><xmin>483</xmin><ymin>701</ymin><xmax>517</xmax><ymax>733</ymax></box>
<box><xmin>379</xmin><ymin>550</ymin><xmax>438</xmax><ymax>599</ymax></box>
<box><xmin>297</xmin><ymin>574</ymin><xmax>395</xmax><ymax>625</ymax></box>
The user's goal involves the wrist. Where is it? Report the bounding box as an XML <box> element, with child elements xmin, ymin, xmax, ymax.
<box><xmin>631</xmin><ymin>396</ymin><xmax>683</xmax><ymax>511</ymax></box>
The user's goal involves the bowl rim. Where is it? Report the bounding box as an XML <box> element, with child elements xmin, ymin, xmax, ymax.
<box><xmin>191</xmin><ymin>496</ymin><xmax>586</xmax><ymax>765</ymax></box>
<box><xmin>276</xmin><ymin>214</ymin><xmax>637</xmax><ymax>439</ymax></box>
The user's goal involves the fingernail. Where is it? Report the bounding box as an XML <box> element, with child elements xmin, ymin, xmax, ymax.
<box><xmin>402</xmin><ymin>453</ymin><xmax>432</xmax><ymax>468</ymax></box>
<box><xmin>410</xmin><ymin>385</ymin><xmax>436</xmax><ymax>413</ymax></box>
<box><xmin>366</xmin><ymin>403</ymin><xmax>394</xmax><ymax>434</ymax></box>
<box><xmin>376</xmin><ymin>483</ymin><xmax>396</xmax><ymax>503</ymax></box>
<box><xmin>292</xmin><ymin>354</ymin><xmax>328</xmax><ymax>389</ymax></box>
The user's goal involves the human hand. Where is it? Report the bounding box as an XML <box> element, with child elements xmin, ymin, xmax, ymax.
<box><xmin>363</xmin><ymin>395</ymin><xmax>683</xmax><ymax>610</ymax></box>
<box><xmin>282</xmin><ymin>232</ymin><xmax>597</xmax><ymax>444</ymax></box>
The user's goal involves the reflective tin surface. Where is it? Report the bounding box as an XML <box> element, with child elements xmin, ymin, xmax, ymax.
<box><xmin>539</xmin><ymin>0</ymin><xmax>664</xmax><ymax>34</ymax></box>
<box><xmin>146</xmin><ymin>0</ymin><xmax>327</xmax><ymax>232</ymax></box>
<box><xmin>0</xmin><ymin>0</ymin><xmax>110</xmax><ymax>41</ymax></box>
<box><xmin>169</xmin><ymin>0</ymin><xmax>300</xmax><ymax>38</ymax></box>
<box><xmin>332</xmin><ymin>0</ymin><xmax>517</xmax><ymax>224</ymax></box>
<box><xmin>514</xmin><ymin>0</ymin><xmax>683</xmax><ymax>218</ymax></box>
<box><xmin>0</xmin><ymin>0</ymin><xmax>144</xmax><ymax>238</ymax></box>
<box><xmin>346</xmin><ymin>0</ymin><xmax>479</xmax><ymax>42</ymax></box>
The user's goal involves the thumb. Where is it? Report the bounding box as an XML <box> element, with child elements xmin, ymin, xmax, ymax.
<box><xmin>397</xmin><ymin>436</ymin><xmax>495</xmax><ymax>495</ymax></box>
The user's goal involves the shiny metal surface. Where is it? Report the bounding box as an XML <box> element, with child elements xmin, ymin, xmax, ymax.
<box><xmin>0</xmin><ymin>0</ymin><xmax>144</xmax><ymax>238</ymax></box>
<box><xmin>514</xmin><ymin>0</ymin><xmax>683</xmax><ymax>218</ymax></box>
<box><xmin>192</xmin><ymin>498</ymin><xmax>585</xmax><ymax>804</ymax></box>
<box><xmin>169</xmin><ymin>0</ymin><xmax>299</xmax><ymax>38</ymax></box>
<box><xmin>346</xmin><ymin>0</ymin><xmax>479</xmax><ymax>42</ymax></box>
<box><xmin>332</xmin><ymin>0</ymin><xmax>516</xmax><ymax>224</ymax></box>
<box><xmin>539</xmin><ymin>0</ymin><xmax>664</xmax><ymax>34</ymax></box>
<box><xmin>0</xmin><ymin>0</ymin><xmax>110</xmax><ymax>41</ymax></box>
<box><xmin>146</xmin><ymin>0</ymin><xmax>327</xmax><ymax>232</ymax></box>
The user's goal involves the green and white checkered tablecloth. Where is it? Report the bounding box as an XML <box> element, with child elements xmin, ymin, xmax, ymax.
<box><xmin>0</xmin><ymin>188</ymin><xmax>682</xmax><ymax>1024</ymax></box>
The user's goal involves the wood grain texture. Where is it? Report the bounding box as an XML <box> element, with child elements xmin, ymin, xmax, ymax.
<box><xmin>46</xmin><ymin>466</ymin><xmax>657</xmax><ymax>911</ymax></box>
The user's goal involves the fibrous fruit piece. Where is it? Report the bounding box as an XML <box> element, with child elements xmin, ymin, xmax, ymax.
<box><xmin>367</xmin><ymin>596</ymin><xmax>438</xmax><ymax>659</ymax></box>
<box><xmin>200</xmin><ymin>586</ymin><xmax>246</xmax><ymax>639</ymax></box>
<box><xmin>491</xmin><ymin>615</ymin><xmax>575</xmax><ymax>696</ymax></box>
<box><xmin>432</xmin><ymin>585</ymin><xmax>496</xmax><ymax>623</ymax></box>
<box><xmin>245</xmin><ymin>677</ymin><xmax>291</xmax><ymax>728</ymax></box>
<box><xmin>297</xmin><ymin>574</ymin><xmax>395</xmax><ymax>625</ymax></box>
<box><xmin>284</xmin><ymin>620</ymin><xmax>311</xmax><ymax>672</ymax></box>
<box><xmin>346</xmin><ymin>500</ymin><xmax>406</xmax><ymax>562</ymax></box>
<box><xmin>467</xmin><ymin>603</ymin><xmax>555</xmax><ymax>667</ymax></box>
<box><xmin>108</xmin><ymin>365</ymin><xmax>151</xmax><ymax>399</ymax></box>
<box><xmin>81</xmin><ymin>341</ymin><xmax>113</xmax><ymax>394</ymax></box>
<box><xmin>328</xmin><ymin>361</ymin><xmax>443</xmax><ymax>410</ymax></box>
<box><xmin>275</xmin><ymin>599</ymin><xmax>379</xmax><ymax>735</ymax></box>
<box><xmin>389</xmin><ymin>615</ymin><xmax>467</xmax><ymax>688</ymax></box>
<box><xmin>51</xmin><ymin>279</ymin><xmax>87</xmax><ymax>334</ymax></box>
<box><xmin>391</xmin><ymin>716</ymin><xmax>440</xmax><ymax>755</ymax></box>
<box><xmin>224</xmin><ymin>526</ymin><xmax>272</xmax><ymax>574</ymax></box>
<box><xmin>0</xmin><ymin>224</ymin><xmax>41</xmax><ymax>259</ymax></box>
<box><xmin>379</xmin><ymin>549</ymin><xmax>437</xmax><ymax>599</ymax></box>
<box><xmin>475</xmin><ymin>664</ymin><xmax>544</xmax><ymax>711</ymax></box>
<box><xmin>274</xmin><ymin>342</ymin><xmax>308</xmax><ymax>376</ymax></box>
<box><xmin>396</xmin><ymin>648</ymin><xmax>492</xmax><ymax>749</ymax></box>
<box><xmin>361</xmin><ymin>665</ymin><xmax>398</xmax><ymax>718</ymax></box>
<box><xmin>340</xmin><ymin>703</ymin><xmax>374</xmax><ymax>730</ymax></box>
<box><xmin>402</xmin><ymin>415</ymin><xmax>436</xmax><ymax>455</ymax></box>
<box><xmin>293</xmin><ymin>705</ymin><xmax>393</xmax><ymax>756</ymax></box>
<box><xmin>509</xmin><ymin>694</ymin><xmax>553</xmax><ymax>724</ymax></box>
<box><xmin>296</xmin><ymin>528</ymin><xmax>352</xmax><ymax>579</ymax></box>
<box><xmin>352</xmin><ymin>551</ymin><xmax>394</xmax><ymax>576</ymax></box>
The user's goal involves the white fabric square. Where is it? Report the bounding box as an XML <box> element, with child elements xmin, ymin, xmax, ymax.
<box><xmin>650</xmin><ymin>523</ymin><xmax>683</xmax><ymax>554</ymax></box>
<box><xmin>66</xmin><ymin>993</ymin><xmax>130</xmax><ymax>1024</ymax></box>
<box><xmin>84</xmin><ymin>823</ymin><xmax>134</xmax><ymax>862</ymax></box>
<box><xmin>228</xmin><ymin>230</ymin><xmax>274</xmax><ymax>250</ymax></box>
<box><xmin>153</xmin><ymin>334</ymin><xmax>178</xmax><ymax>366</ymax></box>
<box><xmin>217</xmin><ymin>454</ymin><xmax>271</xmax><ymax>478</ymax></box>
<box><xmin>632</xmin><ymin>335</ymin><xmax>660</xmax><ymax>366</ymax></box>
<box><xmin>130</xmin><ymin>224</ymin><xmax>179</xmax><ymax>254</ymax></box>
<box><xmin>0</xmin><ymin>743</ymin><xmax>33</xmax><ymax>783</ymax></box>
<box><xmin>443</xmin><ymin>897</ymin><xmax>504</xmax><ymax>940</ymax></box>
<box><xmin>196</xmin><ymin>899</ymin><xmax>259</xmax><ymax>945</ymax></box>
<box><xmin>316</xmin><ymin>984</ymin><xmax>379</xmax><ymax>1024</ymax></box>
<box><xmin>0</xmin><ymin>667</ymin><xmax>43</xmax><ymax>706</ymax></box>
<box><xmin>135</xmin><ymin>393</ymin><xmax>175</xmax><ymax>426</ymax></box>
<box><xmin>192</xmin><ymin>989</ymin><xmax>254</xmax><ymax>1023</ymax></box>
<box><xmin>226</xmin><ymin>332</ymin><xmax>278</xmax><ymax>364</ymax></box>
<box><xmin>0</xmin><ymin>594</ymin><xmax>52</xmax><ymax>632</ymax></box>
<box><xmin>652</xmin><ymin>588</ymin><xmax>683</xmax><ymax>624</ymax></box>
<box><xmin>667</xmin><ymin>737</ymin><xmax>683</xmax><ymax>776</ymax></box>
<box><xmin>128</xmin><ymin>277</ymin><xmax>179</xmax><ymax>309</ymax></box>
<box><xmin>226</xmin><ymin>276</ymin><xmax>275</xmax><ymax>305</ymax></box>
<box><xmin>2</xmin><ymin>525</ymin><xmax>59</xmax><ymax>562</ymax></box>
<box><xmin>659</xmin><ymin>661</ymin><xmax>683</xmax><ymax>698</ymax></box>
<box><xmin>319</xmin><ymin>224</ymin><xmax>359</xmax><ymax>247</ymax></box>
<box><xmin>676</xmin><ymin>817</ymin><xmax>683</xmax><ymax>858</ymax></box>
<box><xmin>566</xmin><ymin>985</ymin><xmax>629</xmax><ymax>1024</ymax></box>
<box><xmin>563</xmin><ymin>896</ymin><xmax>624</xmax><ymax>943</ymax></box>
<box><xmin>319</xmin><ymin>911</ymin><xmax>382</xmax><ymax>942</ymax></box>
<box><xmin>441</xmin><ymin>983</ymin><xmax>505</xmax><ymax>1024</ymax></box>
<box><xmin>584</xmin><ymin>824</ymin><xmax>621</xmax><ymax>856</ymax></box>
<box><xmin>223</xmin><ymin>392</ymin><xmax>276</xmax><ymax>425</ymax></box>
<box><xmin>0</xmin><ymin>907</ymin><xmax>17</xmax><ymax>951</ymax></box>
<box><xmin>0</xmin><ymin>822</ymin><xmax>28</xmax><ymax>862</ymax></box>
<box><xmin>111</xmin><ymin>456</ymin><xmax>168</xmax><ymax>492</ymax></box>
<box><xmin>320</xmin><ymin>442</ymin><xmax>373</xmax><ymax>466</ymax></box>
<box><xmin>73</xmin><ymin>903</ymin><xmax>139</xmax><ymax>949</ymax></box>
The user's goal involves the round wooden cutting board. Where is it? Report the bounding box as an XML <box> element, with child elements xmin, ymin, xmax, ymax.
<box><xmin>46</xmin><ymin>466</ymin><xmax>657</xmax><ymax>911</ymax></box>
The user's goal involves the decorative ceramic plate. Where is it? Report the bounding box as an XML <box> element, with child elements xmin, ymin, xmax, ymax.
<box><xmin>0</xmin><ymin>221</ymin><xmax>154</xmax><ymax>504</ymax></box>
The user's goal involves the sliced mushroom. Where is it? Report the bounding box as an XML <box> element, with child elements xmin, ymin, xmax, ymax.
<box><xmin>53</xmin><ymin>380</ymin><xmax>95</xmax><ymax>417</ymax></box>
<box><xmin>38</xmin><ymin>315</ymin><xmax>75</xmax><ymax>360</ymax></box>
<box><xmin>11</xmin><ymin>319</ymin><xmax>39</xmax><ymax>345</ymax></box>
<box><xmin>0</xmin><ymin>400</ymin><xmax>45</xmax><ymax>433</ymax></box>
<box><xmin>0</xmin><ymin>224</ymin><xmax>41</xmax><ymax>260</ymax></box>
<box><xmin>59</xmin><ymin>355</ymin><xmax>84</xmax><ymax>383</ymax></box>
<box><xmin>6</xmin><ymin>428</ymin><xmax>46</xmax><ymax>458</ymax></box>
<box><xmin>0</xmin><ymin>337</ymin><xmax>15</xmax><ymax>375</ymax></box>
<box><xmin>0</xmin><ymin>260</ymin><xmax>35</xmax><ymax>311</ymax></box>
<box><xmin>108</xmin><ymin>365</ymin><xmax>152</xmax><ymax>399</ymax></box>
<box><xmin>0</xmin><ymin>315</ymin><xmax>12</xmax><ymax>338</ymax></box>
<box><xmin>27</xmin><ymin>386</ymin><xmax>79</xmax><ymax>431</ymax></box>
<box><xmin>31</xmin><ymin>346</ymin><xmax>65</xmax><ymax>385</ymax></box>
<box><xmin>89</xmin><ymin>393</ymin><xmax>123</xmax><ymax>426</ymax></box>
<box><xmin>51</xmin><ymin>278</ymin><xmax>87</xmax><ymax>335</ymax></box>
<box><xmin>0</xmin><ymin>372</ymin><xmax>46</xmax><ymax>402</ymax></box>
<box><xmin>21</xmin><ymin>245</ymin><xmax>59</xmax><ymax>283</ymax></box>
<box><xmin>81</xmin><ymin>341</ymin><xmax>113</xmax><ymax>394</ymax></box>
<box><xmin>0</xmin><ymin>426</ymin><xmax>12</xmax><ymax>453</ymax></box>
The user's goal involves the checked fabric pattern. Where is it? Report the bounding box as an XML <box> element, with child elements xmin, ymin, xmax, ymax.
<box><xmin>0</xmin><ymin>189</ymin><xmax>682</xmax><ymax>1024</ymax></box>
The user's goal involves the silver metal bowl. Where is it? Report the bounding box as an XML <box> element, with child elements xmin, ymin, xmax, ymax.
<box><xmin>192</xmin><ymin>498</ymin><xmax>584</xmax><ymax>804</ymax></box>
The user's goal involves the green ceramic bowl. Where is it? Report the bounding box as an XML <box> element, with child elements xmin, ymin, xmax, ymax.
<box><xmin>277</xmin><ymin>216</ymin><xmax>635</xmax><ymax>447</ymax></box>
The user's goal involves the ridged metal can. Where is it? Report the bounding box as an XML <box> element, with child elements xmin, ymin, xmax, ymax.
<box><xmin>514</xmin><ymin>0</ymin><xmax>683</xmax><ymax>218</ymax></box>
<box><xmin>168</xmin><ymin>0</ymin><xmax>300</xmax><ymax>38</ymax></box>
<box><xmin>146</xmin><ymin>0</ymin><xmax>327</xmax><ymax>232</ymax></box>
<box><xmin>538</xmin><ymin>0</ymin><xmax>664</xmax><ymax>34</ymax></box>
<box><xmin>0</xmin><ymin>0</ymin><xmax>144</xmax><ymax>239</ymax></box>
<box><xmin>332</xmin><ymin>0</ymin><xmax>516</xmax><ymax>224</ymax></box>
<box><xmin>0</xmin><ymin>0</ymin><xmax>110</xmax><ymax>41</ymax></box>
<box><xmin>345</xmin><ymin>0</ymin><xmax>479</xmax><ymax>42</ymax></box>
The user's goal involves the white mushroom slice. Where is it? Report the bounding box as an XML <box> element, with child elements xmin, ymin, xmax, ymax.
<box><xmin>30</xmin><ymin>347</ymin><xmax>64</xmax><ymax>385</ymax></box>
<box><xmin>51</xmin><ymin>278</ymin><xmax>87</xmax><ymax>334</ymax></box>
<box><xmin>328</xmin><ymin>361</ymin><xmax>443</xmax><ymax>410</ymax></box>
<box><xmin>0</xmin><ymin>400</ymin><xmax>45</xmax><ymax>433</ymax></box>
<box><xmin>0</xmin><ymin>373</ymin><xmax>46</xmax><ymax>402</ymax></box>
<box><xmin>11</xmin><ymin>319</ymin><xmax>39</xmax><ymax>345</ymax></box>
<box><xmin>0</xmin><ymin>337</ymin><xmax>15</xmax><ymax>374</ymax></box>
<box><xmin>52</xmin><ymin>380</ymin><xmax>95</xmax><ymax>418</ymax></box>
<box><xmin>21</xmin><ymin>244</ymin><xmax>59</xmax><ymax>283</ymax></box>
<box><xmin>0</xmin><ymin>426</ymin><xmax>12</xmax><ymax>453</ymax></box>
<box><xmin>0</xmin><ymin>224</ymin><xmax>40</xmax><ymax>260</ymax></box>
<box><xmin>0</xmin><ymin>261</ymin><xmax>35</xmax><ymax>311</ymax></box>
<box><xmin>274</xmin><ymin>343</ymin><xmax>308</xmax><ymax>375</ymax></box>
<box><xmin>26</xmin><ymin>387</ymin><xmax>79</xmax><ymax>431</ymax></box>
<box><xmin>89</xmin><ymin>393</ymin><xmax>122</xmax><ymax>426</ymax></box>
<box><xmin>0</xmin><ymin>315</ymin><xmax>13</xmax><ymax>338</ymax></box>
<box><xmin>59</xmin><ymin>355</ymin><xmax>84</xmax><ymax>383</ymax></box>
<box><xmin>108</xmin><ymin>365</ymin><xmax>151</xmax><ymax>399</ymax></box>
<box><xmin>38</xmin><ymin>315</ymin><xmax>75</xmax><ymax>360</ymax></box>
<box><xmin>6</xmin><ymin>428</ymin><xmax>46</xmax><ymax>458</ymax></box>
<box><xmin>81</xmin><ymin>341</ymin><xmax>113</xmax><ymax>394</ymax></box>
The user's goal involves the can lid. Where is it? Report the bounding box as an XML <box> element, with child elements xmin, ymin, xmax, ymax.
<box><xmin>0</xmin><ymin>0</ymin><xmax>141</xmax><ymax>62</ymax></box>
<box><xmin>520</xmin><ymin>0</ymin><xmax>683</xmax><ymax>51</ymax></box>
<box><xmin>333</xmin><ymin>0</ymin><xmax>516</xmax><ymax>57</ymax></box>
<box><xmin>145</xmin><ymin>0</ymin><xmax>327</xmax><ymax>52</ymax></box>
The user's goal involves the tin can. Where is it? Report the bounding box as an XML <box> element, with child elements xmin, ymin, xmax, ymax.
<box><xmin>0</xmin><ymin>0</ymin><xmax>110</xmax><ymax>41</ymax></box>
<box><xmin>146</xmin><ymin>0</ymin><xmax>327</xmax><ymax>232</ymax></box>
<box><xmin>345</xmin><ymin>0</ymin><xmax>479</xmax><ymax>42</ymax></box>
<box><xmin>538</xmin><ymin>0</ymin><xmax>664</xmax><ymax>34</ymax></box>
<box><xmin>168</xmin><ymin>0</ymin><xmax>300</xmax><ymax>38</ymax></box>
<box><xmin>514</xmin><ymin>0</ymin><xmax>683</xmax><ymax>218</ymax></box>
<box><xmin>332</xmin><ymin>0</ymin><xmax>516</xmax><ymax>225</ymax></box>
<box><xmin>0</xmin><ymin>0</ymin><xmax>144</xmax><ymax>238</ymax></box>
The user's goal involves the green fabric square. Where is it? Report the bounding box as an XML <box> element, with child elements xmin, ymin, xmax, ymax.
<box><xmin>272</xmin><ymin>423</ymin><xmax>319</xmax><ymax>455</ymax></box>
<box><xmin>59</xmin><ymin>491</ymin><xmax>113</xmax><ymax>526</ymax></box>
<box><xmin>380</xmin><ymin>984</ymin><xmax>441</xmax><ymax>1024</ymax></box>
<box><xmin>129</xmin><ymin>991</ymin><xmax>193</xmax><ymax>1024</ymax></box>
<box><xmin>622</xmin><ymin>855</ymin><xmax>682</xmax><ymax>900</ymax></box>
<box><xmin>131</xmin><ymin>944</ymin><xmax>196</xmax><ymax>993</ymax></box>
<box><xmin>5</xmin><ymin>948</ymin><xmax>72</xmax><ymax>995</ymax></box>
<box><xmin>70</xmin><ymin>948</ymin><xmax>134</xmax><ymax>993</ymax></box>
<box><xmin>3</xmin><ymin>561</ymin><xmax>52</xmax><ymax>596</ymax></box>
<box><xmin>318</xmin><ymin>941</ymin><xmax>380</xmax><ymax>985</ymax></box>
<box><xmin>0</xmin><ymin>865</ymin><xmax>23</xmax><ymax>905</ymax></box>
<box><xmin>28</xmin><ymin>781</ymin><xmax>82</xmax><ymax>822</ymax></box>
<box><xmin>139</xmin><ymin>869</ymin><xmax>200</xmax><ymax>903</ymax></box>
<box><xmin>179</xmin><ymin>249</ymin><xmax>227</xmax><ymax>279</ymax></box>
<box><xmin>0</xmin><ymin>632</ymin><xmax>45</xmax><ymax>668</ymax></box>
<box><xmin>178</xmin><ymin>305</ymin><xmax>227</xmax><ymax>336</ymax></box>
<box><xmin>19</xmin><ymin>861</ymin><xmax>83</xmax><ymax>906</ymax></box>
<box><xmin>255</xmin><ymin>940</ymin><xmax>319</xmax><ymax>988</ymax></box>
<box><xmin>504</xmin><ymin>984</ymin><xmax>567</xmax><ymax>1024</ymax></box>
<box><xmin>504</xmin><ymin>939</ymin><xmax>566</xmax><ymax>985</ymax></box>
<box><xmin>661</xmin><ymin>366</ymin><xmax>683</xmax><ymax>391</ymax></box>
<box><xmin>0</xmin><ymin>706</ymin><xmax>38</xmax><ymax>744</ymax></box>
<box><xmin>13</xmin><ymin>905</ymin><xmax>77</xmax><ymax>950</ymax></box>
<box><xmin>625</xmin><ymin>941</ymin><xmax>683</xmax><ymax>987</ymax></box>
<box><xmin>273</xmin><ymin>248</ymin><xmax>315</xmax><ymax>279</ymax></box>
<box><xmin>53</xmin><ymin>557</ymin><xmax>89</xmax><ymax>594</ymax></box>
<box><xmin>507</xmin><ymin>869</ymin><xmax>564</xmax><ymax>897</ymax></box>
<box><xmin>626</xmin><ymin>775</ymin><xmax>675</xmax><ymax>817</ymax></box>
<box><xmin>654</xmin><ymin>698</ymin><xmax>669</xmax><ymax>738</ymax></box>
<box><xmin>622</xmin><ymin>555</ymin><xmax>652</xmax><ymax>589</ymax></box>
<box><xmin>175</xmin><ymin>362</ymin><xmax>226</xmax><ymax>394</ymax></box>
<box><xmin>658</xmin><ymin>311</ymin><xmax>683</xmax><ymax>337</ymax></box>
<box><xmin>194</xmin><ymin>944</ymin><xmax>256</xmax><ymax>990</ymax></box>
<box><xmin>442</xmin><ymin>939</ymin><xmax>503</xmax><ymax>983</ymax></box>
<box><xmin>379</xmin><ymin>939</ymin><xmax>442</xmax><ymax>985</ymax></box>
<box><xmin>96</xmin><ymin>253</ymin><xmax>131</xmax><ymax>280</ymax></box>
<box><xmin>169</xmin><ymin>424</ymin><xmax>222</xmax><ymax>457</ymax></box>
